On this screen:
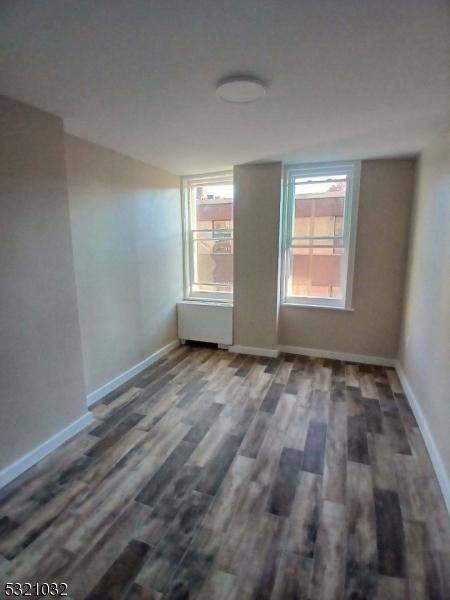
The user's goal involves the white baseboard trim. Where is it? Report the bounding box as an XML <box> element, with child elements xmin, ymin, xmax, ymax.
<box><xmin>86</xmin><ymin>339</ymin><xmax>179</xmax><ymax>407</ymax></box>
<box><xmin>0</xmin><ymin>412</ymin><xmax>94</xmax><ymax>490</ymax></box>
<box><xmin>279</xmin><ymin>345</ymin><xmax>395</xmax><ymax>367</ymax></box>
<box><xmin>229</xmin><ymin>345</ymin><xmax>280</xmax><ymax>358</ymax></box>
<box><xmin>229</xmin><ymin>343</ymin><xmax>395</xmax><ymax>365</ymax></box>
<box><xmin>395</xmin><ymin>361</ymin><xmax>450</xmax><ymax>517</ymax></box>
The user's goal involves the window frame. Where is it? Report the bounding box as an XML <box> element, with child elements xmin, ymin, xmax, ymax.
<box><xmin>280</xmin><ymin>161</ymin><xmax>361</xmax><ymax>309</ymax></box>
<box><xmin>181</xmin><ymin>171</ymin><xmax>234</xmax><ymax>303</ymax></box>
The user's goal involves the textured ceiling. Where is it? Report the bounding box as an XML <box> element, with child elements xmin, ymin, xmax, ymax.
<box><xmin>1</xmin><ymin>0</ymin><xmax>449</xmax><ymax>174</ymax></box>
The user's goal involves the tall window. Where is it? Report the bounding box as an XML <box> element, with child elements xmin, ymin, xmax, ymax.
<box><xmin>182</xmin><ymin>172</ymin><xmax>233</xmax><ymax>301</ymax></box>
<box><xmin>281</xmin><ymin>161</ymin><xmax>360</xmax><ymax>309</ymax></box>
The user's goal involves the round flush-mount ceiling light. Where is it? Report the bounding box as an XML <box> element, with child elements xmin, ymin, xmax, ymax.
<box><xmin>216</xmin><ymin>76</ymin><xmax>266</xmax><ymax>103</ymax></box>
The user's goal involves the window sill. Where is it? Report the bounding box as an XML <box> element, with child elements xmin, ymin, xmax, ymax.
<box><xmin>281</xmin><ymin>302</ymin><xmax>354</xmax><ymax>312</ymax></box>
<box><xmin>180</xmin><ymin>299</ymin><xmax>233</xmax><ymax>308</ymax></box>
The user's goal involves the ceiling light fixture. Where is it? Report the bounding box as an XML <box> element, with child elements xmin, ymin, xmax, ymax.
<box><xmin>216</xmin><ymin>76</ymin><xmax>266</xmax><ymax>103</ymax></box>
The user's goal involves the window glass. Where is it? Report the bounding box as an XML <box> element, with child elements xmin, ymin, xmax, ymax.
<box><xmin>184</xmin><ymin>176</ymin><xmax>233</xmax><ymax>299</ymax></box>
<box><xmin>282</xmin><ymin>163</ymin><xmax>360</xmax><ymax>308</ymax></box>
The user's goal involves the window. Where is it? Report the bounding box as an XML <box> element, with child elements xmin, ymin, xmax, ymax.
<box><xmin>281</xmin><ymin>161</ymin><xmax>360</xmax><ymax>309</ymax></box>
<box><xmin>182</xmin><ymin>172</ymin><xmax>233</xmax><ymax>301</ymax></box>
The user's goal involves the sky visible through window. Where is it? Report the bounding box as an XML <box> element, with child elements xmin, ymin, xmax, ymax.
<box><xmin>296</xmin><ymin>174</ymin><xmax>347</xmax><ymax>195</ymax></box>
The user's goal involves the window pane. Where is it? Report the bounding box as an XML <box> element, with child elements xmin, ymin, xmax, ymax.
<box><xmin>287</xmin><ymin>245</ymin><xmax>344</xmax><ymax>299</ymax></box>
<box><xmin>293</xmin><ymin>177</ymin><xmax>346</xmax><ymax>237</ymax></box>
<box><xmin>189</xmin><ymin>181</ymin><xmax>233</xmax><ymax>296</ymax></box>
<box><xmin>192</xmin><ymin>184</ymin><xmax>233</xmax><ymax>230</ymax></box>
<box><xmin>283</xmin><ymin>163</ymin><xmax>359</xmax><ymax>306</ymax></box>
<box><xmin>192</xmin><ymin>238</ymin><xmax>233</xmax><ymax>294</ymax></box>
<box><xmin>288</xmin><ymin>173</ymin><xmax>347</xmax><ymax>299</ymax></box>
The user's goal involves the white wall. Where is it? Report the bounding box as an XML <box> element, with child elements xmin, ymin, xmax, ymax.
<box><xmin>398</xmin><ymin>137</ymin><xmax>450</xmax><ymax>486</ymax></box>
<box><xmin>65</xmin><ymin>134</ymin><xmax>183</xmax><ymax>395</ymax></box>
<box><xmin>0</xmin><ymin>96</ymin><xmax>87</xmax><ymax>470</ymax></box>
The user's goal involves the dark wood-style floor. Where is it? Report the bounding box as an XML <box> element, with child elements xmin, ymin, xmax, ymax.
<box><xmin>0</xmin><ymin>345</ymin><xmax>449</xmax><ymax>599</ymax></box>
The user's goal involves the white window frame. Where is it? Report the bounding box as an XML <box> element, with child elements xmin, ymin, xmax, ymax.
<box><xmin>281</xmin><ymin>161</ymin><xmax>361</xmax><ymax>310</ymax></box>
<box><xmin>181</xmin><ymin>171</ymin><xmax>233</xmax><ymax>303</ymax></box>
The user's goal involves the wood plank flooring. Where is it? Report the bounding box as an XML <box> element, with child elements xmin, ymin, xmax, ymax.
<box><xmin>0</xmin><ymin>344</ymin><xmax>449</xmax><ymax>599</ymax></box>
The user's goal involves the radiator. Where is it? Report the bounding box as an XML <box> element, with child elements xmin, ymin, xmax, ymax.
<box><xmin>177</xmin><ymin>301</ymin><xmax>233</xmax><ymax>346</ymax></box>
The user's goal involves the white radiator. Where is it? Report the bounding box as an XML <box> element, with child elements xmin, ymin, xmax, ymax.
<box><xmin>177</xmin><ymin>301</ymin><xmax>233</xmax><ymax>346</ymax></box>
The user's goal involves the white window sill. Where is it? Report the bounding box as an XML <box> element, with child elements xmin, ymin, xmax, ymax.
<box><xmin>180</xmin><ymin>299</ymin><xmax>233</xmax><ymax>308</ymax></box>
<box><xmin>281</xmin><ymin>302</ymin><xmax>354</xmax><ymax>312</ymax></box>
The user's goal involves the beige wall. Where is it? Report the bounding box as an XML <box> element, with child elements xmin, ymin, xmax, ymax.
<box><xmin>280</xmin><ymin>159</ymin><xmax>415</xmax><ymax>358</ymax></box>
<box><xmin>398</xmin><ymin>139</ymin><xmax>450</xmax><ymax>482</ymax></box>
<box><xmin>65</xmin><ymin>135</ymin><xmax>182</xmax><ymax>394</ymax></box>
<box><xmin>0</xmin><ymin>96</ymin><xmax>87</xmax><ymax>470</ymax></box>
<box><xmin>233</xmin><ymin>163</ymin><xmax>282</xmax><ymax>350</ymax></box>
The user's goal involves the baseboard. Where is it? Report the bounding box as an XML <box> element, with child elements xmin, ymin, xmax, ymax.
<box><xmin>0</xmin><ymin>412</ymin><xmax>94</xmax><ymax>490</ymax></box>
<box><xmin>279</xmin><ymin>344</ymin><xmax>396</xmax><ymax>367</ymax></box>
<box><xmin>86</xmin><ymin>339</ymin><xmax>179</xmax><ymax>407</ymax></box>
<box><xmin>229</xmin><ymin>345</ymin><xmax>280</xmax><ymax>358</ymax></box>
<box><xmin>395</xmin><ymin>361</ymin><xmax>450</xmax><ymax>517</ymax></box>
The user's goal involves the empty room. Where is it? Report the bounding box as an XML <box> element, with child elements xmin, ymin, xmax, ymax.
<box><xmin>0</xmin><ymin>1</ymin><xmax>449</xmax><ymax>598</ymax></box>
